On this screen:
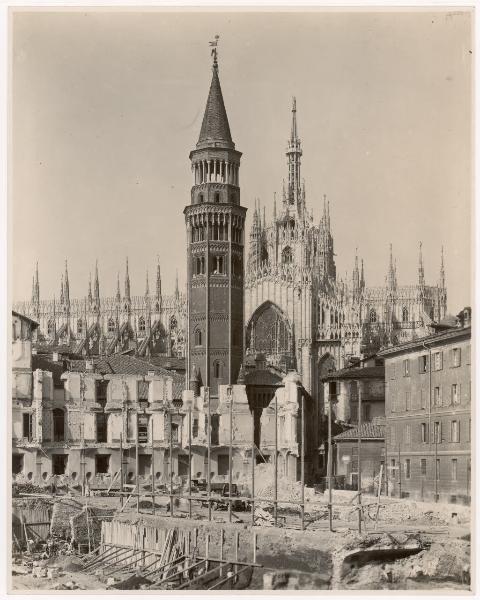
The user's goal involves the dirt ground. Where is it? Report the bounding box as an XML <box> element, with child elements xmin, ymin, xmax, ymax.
<box><xmin>10</xmin><ymin>491</ymin><xmax>471</xmax><ymax>591</ymax></box>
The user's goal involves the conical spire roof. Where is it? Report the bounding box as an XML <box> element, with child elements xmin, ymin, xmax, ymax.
<box><xmin>197</xmin><ymin>64</ymin><xmax>234</xmax><ymax>149</ymax></box>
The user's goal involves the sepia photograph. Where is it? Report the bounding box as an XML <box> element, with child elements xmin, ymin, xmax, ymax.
<box><xmin>8</xmin><ymin>6</ymin><xmax>473</xmax><ymax>593</ymax></box>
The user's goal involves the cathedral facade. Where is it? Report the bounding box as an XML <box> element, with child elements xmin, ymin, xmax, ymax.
<box><xmin>244</xmin><ymin>98</ymin><xmax>447</xmax><ymax>435</ymax></box>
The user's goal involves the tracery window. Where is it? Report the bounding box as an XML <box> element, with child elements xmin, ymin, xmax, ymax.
<box><xmin>369</xmin><ymin>309</ymin><xmax>377</xmax><ymax>323</ymax></box>
<box><xmin>107</xmin><ymin>318</ymin><xmax>115</xmax><ymax>333</ymax></box>
<box><xmin>402</xmin><ymin>307</ymin><xmax>409</xmax><ymax>322</ymax></box>
<box><xmin>282</xmin><ymin>247</ymin><xmax>292</xmax><ymax>265</ymax></box>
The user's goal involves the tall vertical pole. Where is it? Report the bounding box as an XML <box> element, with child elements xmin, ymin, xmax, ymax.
<box><xmin>206</xmin><ymin>387</ymin><xmax>211</xmax><ymax>521</ymax></box>
<box><xmin>151</xmin><ymin>418</ymin><xmax>155</xmax><ymax>515</ymax></box>
<box><xmin>136</xmin><ymin>412</ymin><xmax>139</xmax><ymax>514</ymax></box>
<box><xmin>434</xmin><ymin>424</ymin><xmax>438</xmax><ymax>502</ymax></box>
<box><xmin>169</xmin><ymin>410</ymin><xmax>174</xmax><ymax>517</ymax></box>
<box><xmin>327</xmin><ymin>386</ymin><xmax>333</xmax><ymax>531</ymax></box>
<box><xmin>229</xmin><ymin>388</ymin><xmax>233</xmax><ymax>523</ymax></box>
<box><xmin>119</xmin><ymin>432</ymin><xmax>124</xmax><ymax>508</ymax></box>
<box><xmin>188</xmin><ymin>405</ymin><xmax>192</xmax><ymax>519</ymax></box>
<box><xmin>251</xmin><ymin>407</ymin><xmax>255</xmax><ymax>526</ymax></box>
<box><xmin>398</xmin><ymin>444</ymin><xmax>402</xmax><ymax>499</ymax></box>
<box><xmin>274</xmin><ymin>394</ymin><xmax>278</xmax><ymax>527</ymax></box>
<box><xmin>357</xmin><ymin>381</ymin><xmax>362</xmax><ymax>534</ymax></box>
<box><xmin>300</xmin><ymin>392</ymin><xmax>305</xmax><ymax>531</ymax></box>
<box><xmin>384</xmin><ymin>435</ymin><xmax>389</xmax><ymax>496</ymax></box>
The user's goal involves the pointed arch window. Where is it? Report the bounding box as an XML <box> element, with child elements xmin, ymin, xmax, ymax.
<box><xmin>47</xmin><ymin>320</ymin><xmax>55</xmax><ymax>336</ymax></box>
<box><xmin>402</xmin><ymin>307</ymin><xmax>409</xmax><ymax>322</ymax></box>
<box><xmin>213</xmin><ymin>360</ymin><xmax>223</xmax><ymax>379</ymax></box>
<box><xmin>77</xmin><ymin>319</ymin><xmax>83</xmax><ymax>335</ymax></box>
<box><xmin>198</xmin><ymin>193</ymin><xmax>204</xmax><ymax>204</ymax></box>
<box><xmin>194</xmin><ymin>328</ymin><xmax>202</xmax><ymax>347</ymax></box>
<box><xmin>369</xmin><ymin>309</ymin><xmax>377</xmax><ymax>323</ymax></box>
<box><xmin>107</xmin><ymin>318</ymin><xmax>115</xmax><ymax>333</ymax></box>
<box><xmin>170</xmin><ymin>316</ymin><xmax>177</xmax><ymax>331</ymax></box>
<box><xmin>214</xmin><ymin>192</ymin><xmax>220</xmax><ymax>203</ymax></box>
<box><xmin>138</xmin><ymin>316</ymin><xmax>146</xmax><ymax>333</ymax></box>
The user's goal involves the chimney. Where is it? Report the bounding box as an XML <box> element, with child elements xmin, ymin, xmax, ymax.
<box><xmin>52</xmin><ymin>351</ymin><xmax>60</xmax><ymax>362</ymax></box>
<box><xmin>147</xmin><ymin>370</ymin><xmax>155</xmax><ymax>377</ymax></box>
<box><xmin>86</xmin><ymin>359</ymin><xmax>94</xmax><ymax>372</ymax></box>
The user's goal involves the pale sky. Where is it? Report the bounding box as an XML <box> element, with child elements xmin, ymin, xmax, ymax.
<box><xmin>11</xmin><ymin>9</ymin><xmax>472</xmax><ymax>312</ymax></box>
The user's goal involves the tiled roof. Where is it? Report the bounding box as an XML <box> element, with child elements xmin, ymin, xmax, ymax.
<box><xmin>12</xmin><ymin>311</ymin><xmax>39</xmax><ymax>328</ymax></box>
<box><xmin>334</xmin><ymin>423</ymin><xmax>385</xmax><ymax>441</ymax></box>
<box><xmin>147</xmin><ymin>356</ymin><xmax>186</xmax><ymax>373</ymax></box>
<box><xmin>321</xmin><ymin>365</ymin><xmax>385</xmax><ymax>382</ymax></box>
<box><xmin>68</xmin><ymin>355</ymin><xmax>186</xmax><ymax>398</ymax></box>
<box><xmin>68</xmin><ymin>355</ymin><xmax>173</xmax><ymax>377</ymax></box>
<box><xmin>379</xmin><ymin>325</ymin><xmax>471</xmax><ymax>356</ymax></box>
<box><xmin>245</xmin><ymin>369</ymin><xmax>283</xmax><ymax>386</ymax></box>
<box><xmin>171</xmin><ymin>372</ymin><xmax>186</xmax><ymax>400</ymax></box>
<box><xmin>198</xmin><ymin>67</ymin><xmax>233</xmax><ymax>147</ymax></box>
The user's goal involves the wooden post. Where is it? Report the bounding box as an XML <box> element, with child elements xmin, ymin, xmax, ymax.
<box><xmin>169</xmin><ymin>410</ymin><xmax>174</xmax><ymax>517</ymax></box>
<box><xmin>205</xmin><ymin>533</ymin><xmax>210</xmax><ymax>572</ymax></box>
<box><xmin>219</xmin><ymin>529</ymin><xmax>224</xmax><ymax>577</ymax></box>
<box><xmin>136</xmin><ymin>413</ymin><xmax>140</xmax><ymax>514</ymax></box>
<box><xmin>374</xmin><ymin>463</ymin><xmax>383</xmax><ymax>530</ymax></box>
<box><xmin>301</xmin><ymin>392</ymin><xmax>305</xmax><ymax>531</ymax></box>
<box><xmin>188</xmin><ymin>405</ymin><xmax>192</xmax><ymax>519</ymax></box>
<box><xmin>206</xmin><ymin>387</ymin><xmax>211</xmax><ymax>521</ymax></box>
<box><xmin>229</xmin><ymin>387</ymin><xmax>233</xmax><ymax>523</ymax></box>
<box><xmin>253</xmin><ymin>531</ymin><xmax>257</xmax><ymax>564</ymax></box>
<box><xmin>274</xmin><ymin>394</ymin><xmax>278</xmax><ymax>527</ymax></box>
<box><xmin>327</xmin><ymin>385</ymin><xmax>333</xmax><ymax>531</ymax></box>
<box><xmin>234</xmin><ymin>531</ymin><xmax>239</xmax><ymax>583</ymax></box>
<box><xmin>151</xmin><ymin>418</ymin><xmax>155</xmax><ymax>515</ymax></box>
<box><xmin>251</xmin><ymin>409</ymin><xmax>255</xmax><ymax>526</ymax></box>
<box><xmin>357</xmin><ymin>381</ymin><xmax>362</xmax><ymax>534</ymax></box>
<box><xmin>119</xmin><ymin>433</ymin><xmax>124</xmax><ymax>508</ymax></box>
<box><xmin>398</xmin><ymin>444</ymin><xmax>402</xmax><ymax>499</ymax></box>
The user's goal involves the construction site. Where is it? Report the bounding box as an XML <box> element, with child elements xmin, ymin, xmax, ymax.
<box><xmin>11</xmin><ymin>446</ymin><xmax>471</xmax><ymax>592</ymax></box>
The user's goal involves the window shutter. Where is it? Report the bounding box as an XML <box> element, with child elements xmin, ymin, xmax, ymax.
<box><xmin>458</xmin><ymin>421</ymin><xmax>461</xmax><ymax>443</ymax></box>
<box><xmin>457</xmin><ymin>348</ymin><xmax>461</xmax><ymax>366</ymax></box>
<box><xmin>439</xmin><ymin>352</ymin><xmax>443</xmax><ymax>370</ymax></box>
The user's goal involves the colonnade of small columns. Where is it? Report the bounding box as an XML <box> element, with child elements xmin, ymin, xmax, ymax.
<box><xmin>192</xmin><ymin>159</ymin><xmax>239</xmax><ymax>186</ymax></box>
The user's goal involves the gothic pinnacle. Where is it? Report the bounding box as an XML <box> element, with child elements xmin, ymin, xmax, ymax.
<box><xmin>124</xmin><ymin>257</ymin><xmax>131</xmax><ymax>301</ymax></box>
<box><xmin>156</xmin><ymin>257</ymin><xmax>162</xmax><ymax>300</ymax></box>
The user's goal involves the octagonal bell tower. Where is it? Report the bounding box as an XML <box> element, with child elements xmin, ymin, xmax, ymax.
<box><xmin>184</xmin><ymin>48</ymin><xmax>246</xmax><ymax>397</ymax></box>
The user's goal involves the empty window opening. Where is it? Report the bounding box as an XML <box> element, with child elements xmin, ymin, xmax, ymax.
<box><xmin>52</xmin><ymin>454</ymin><xmax>68</xmax><ymax>475</ymax></box>
<box><xmin>178</xmin><ymin>454</ymin><xmax>189</xmax><ymax>476</ymax></box>
<box><xmin>96</xmin><ymin>412</ymin><xmax>108</xmax><ymax>443</ymax></box>
<box><xmin>53</xmin><ymin>409</ymin><xmax>65</xmax><ymax>442</ymax></box>
<box><xmin>137</xmin><ymin>414</ymin><xmax>150</xmax><ymax>443</ymax></box>
<box><xmin>218</xmin><ymin>454</ymin><xmax>229</xmax><ymax>476</ymax></box>
<box><xmin>95</xmin><ymin>454</ymin><xmax>110</xmax><ymax>475</ymax></box>
<box><xmin>12</xmin><ymin>454</ymin><xmax>24</xmax><ymax>475</ymax></box>
<box><xmin>23</xmin><ymin>413</ymin><xmax>33</xmax><ymax>441</ymax></box>
<box><xmin>138</xmin><ymin>454</ymin><xmax>151</xmax><ymax>476</ymax></box>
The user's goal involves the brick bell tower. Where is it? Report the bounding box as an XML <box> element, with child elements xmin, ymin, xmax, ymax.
<box><xmin>184</xmin><ymin>45</ymin><xmax>246</xmax><ymax>397</ymax></box>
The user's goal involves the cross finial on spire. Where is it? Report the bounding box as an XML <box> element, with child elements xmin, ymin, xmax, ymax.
<box><xmin>209</xmin><ymin>35</ymin><xmax>220</xmax><ymax>70</ymax></box>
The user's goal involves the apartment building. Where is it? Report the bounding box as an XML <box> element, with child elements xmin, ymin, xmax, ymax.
<box><xmin>379</xmin><ymin>308</ymin><xmax>471</xmax><ymax>504</ymax></box>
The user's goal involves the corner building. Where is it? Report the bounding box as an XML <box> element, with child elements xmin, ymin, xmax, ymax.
<box><xmin>185</xmin><ymin>56</ymin><xmax>246</xmax><ymax>397</ymax></box>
